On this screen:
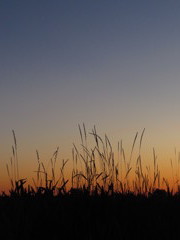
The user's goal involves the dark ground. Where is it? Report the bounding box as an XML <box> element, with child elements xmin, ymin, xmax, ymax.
<box><xmin>0</xmin><ymin>190</ymin><xmax>180</xmax><ymax>240</ymax></box>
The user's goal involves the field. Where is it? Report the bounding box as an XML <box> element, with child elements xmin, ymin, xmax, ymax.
<box><xmin>1</xmin><ymin>125</ymin><xmax>180</xmax><ymax>240</ymax></box>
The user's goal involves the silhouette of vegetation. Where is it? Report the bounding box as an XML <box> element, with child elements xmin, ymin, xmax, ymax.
<box><xmin>1</xmin><ymin>125</ymin><xmax>180</xmax><ymax>239</ymax></box>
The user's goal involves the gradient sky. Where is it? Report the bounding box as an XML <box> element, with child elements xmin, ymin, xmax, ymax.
<box><xmin>1</xmin><ymin>1</ymin><xmax>180</xmax><ymax>190</ymax></box>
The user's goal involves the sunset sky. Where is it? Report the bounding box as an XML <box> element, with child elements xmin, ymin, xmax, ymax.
<box><xmin>1</xmin><ymin>1</ymin><xmax>180</xmax><ymax>190</ymax></box>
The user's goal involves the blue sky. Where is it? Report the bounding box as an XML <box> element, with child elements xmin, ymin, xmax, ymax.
<box><xmin>1</xmin><ymin>1</ymin><xmax>180</xmax><ymax>188</ymax></box>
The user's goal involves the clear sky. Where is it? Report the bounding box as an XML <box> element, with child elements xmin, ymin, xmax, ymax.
<box><xmin>1</xmin><ymin>0</ymin><xmax>180</xmax><ymax>190</ymax></box>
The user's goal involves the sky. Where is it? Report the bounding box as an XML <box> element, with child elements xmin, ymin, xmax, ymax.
<box><xmin>1</xmin><ymin>0</ymin><xmax>180</xmax><ymax>191</ymax></box>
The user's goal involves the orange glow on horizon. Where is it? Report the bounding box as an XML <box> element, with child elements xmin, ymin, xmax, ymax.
<box><xmin>1</xmin><ymin>126</ymin><xmax>180</xmax><ymax>195</ymax></box>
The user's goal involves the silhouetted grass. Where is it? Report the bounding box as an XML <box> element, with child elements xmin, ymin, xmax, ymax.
<box><xmin>2</xmin><ymin>125</ymin><xmax>180</xmax><ymax>239</ymax></box>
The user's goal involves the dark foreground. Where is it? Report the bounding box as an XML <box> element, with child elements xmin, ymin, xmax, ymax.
<box><xmin>0</xmin><ymin>190</ymin><xmax>180</xmax><ymax>240</ymax></box>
